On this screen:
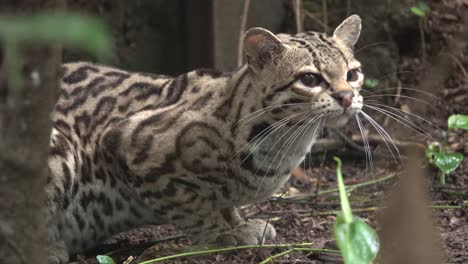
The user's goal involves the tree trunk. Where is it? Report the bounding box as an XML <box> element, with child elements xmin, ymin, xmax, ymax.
<box><xmin>0</xmin><ymin>1</ymin><xmax>63</xmax><ymax>263</ymax></box>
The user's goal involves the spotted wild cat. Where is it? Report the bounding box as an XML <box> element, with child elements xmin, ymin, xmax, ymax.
<box><xmin>46</xmin><ymin>15</ymin><xmax>364</xmax><ymax>263</ymax></box>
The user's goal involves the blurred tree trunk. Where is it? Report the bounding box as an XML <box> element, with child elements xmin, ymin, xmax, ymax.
<box><xmin>0</xmin><ymin>1</ymin><xmax>63</xmax><ymax>263</ymax></box>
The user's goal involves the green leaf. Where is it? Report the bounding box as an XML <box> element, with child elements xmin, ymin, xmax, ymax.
<box><xmin>410</xmin><ymin>7</ymin><xmax>425</xmax><ymax>17</ymax></box>
<box><xmin>364</xmin><ymin>79</ymin><xmax>379</xmax><ymax>90</ymax></box>
<box><xmin>417</xmin><ymin>2</ymin><xmax>430</xmax><ymax>13</ymax></box>
<box><xmin>334</xmin><ymin>213</ymin><xmax>380</xmax><ymax>264</ymax></box>
<box><xmin>448</xmin><ymin>114</ymin><xmax>468</xmax><ymax>130</ymax></box>
<box><xmin>334</xmin><ymin>157</ymin><xmax>352</xmax><ymax>223</ymax></box>
<box><xmin>96</xmin><ymin>255</ymin><xmax>115</xmax><ymax>264</ymax></box>
<box><xmin>434</xmin><ymin>152</ymin><xmax>464</xmax><ymax>175</ymax></box>
<box><xmin>0</xmin><ymin>12</ymin><xmax>113</xmax><ymax>62</ymax></box>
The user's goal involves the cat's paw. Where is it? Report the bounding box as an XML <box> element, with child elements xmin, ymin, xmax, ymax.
<box><xmin>215</xmin><ymin>219</ymin><xmax>276</xmax><ymax>246</ymax></box>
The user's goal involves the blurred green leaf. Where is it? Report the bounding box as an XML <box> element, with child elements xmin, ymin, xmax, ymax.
<box><xmin>334</xmin><ymin>214</ymin><xmax>380</xmax><ymax>264</ymax></box>
<box><xmin>417</xmin><ymin>2</ymin><xmax>430</xmax><ymax>13</ymax></box>
<box><xmin>410</xmin><ymin>2</ymin><xmax>430</xmax><ymax>17</ymax></box>
<box><xmin>364</xmin><ymin>79</ymin><xmax>379</xmax><ymax>90</ymax></box>
<box><xmin>0</xmin><ymin>12</ymin><xmax>113</xmax><ymax>62</ymax></box>
<box><xmin>410</xmin><ymin>7</ymin><xmax>425</xmax><ymax>17</ymax></box>
<box><xmin>96</xmin><ymin>255</ymin><xmax>115</xmax><ymax>264</ymax></box>
<box><xmin>434</xmin><ymin>152</ymin><xmax>463</xmax><ymax>176</ymax></box>
<box><xmin>448</xmin><ymin>114</ymin><xmax>468</xmax><ymax>130</ymax></box>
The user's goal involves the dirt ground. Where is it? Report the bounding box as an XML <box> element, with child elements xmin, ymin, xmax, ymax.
<box><xmin>72</xmin><ymin>1</ymin><xmax>467</xmax><ymax>263</ymax></box>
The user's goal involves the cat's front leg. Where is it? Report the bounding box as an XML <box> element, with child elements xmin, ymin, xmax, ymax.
<box><xmin>174</xmin><ymin>208</ymin><xmax>276</xmax><ymax>246</ymax></box>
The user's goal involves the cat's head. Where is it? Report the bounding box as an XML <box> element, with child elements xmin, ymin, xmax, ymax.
<box><xmin>244</xmin><ymin>15</ymin><xmax>364</xmax><ymax>128</ymax></box>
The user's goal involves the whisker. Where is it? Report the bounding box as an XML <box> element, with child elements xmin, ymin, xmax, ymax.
<box><xmin>359</xmin><ymin>89</ymin><xmax>379</xmax><ymax>96</ymax></box>
<box><xmin>236</xmin><ymin>103</ymin><xmax>330</xmax><ymax>162</ymax></box>
<box><xmin>262</xmin><ymin>114</ymin><xmax>323</xmax><ymax>196</ymax></box>
<box><xmin>355</xmin><ymin>41</ymin><xmax>393</xmax><ymax>54</ymax></box>
<box><xmin>364</xmin><ymin>105</ymin><xmax>434</xmax><ymax>140</ymax></box>
<box><xmin>302</xmin><ymin>118</ymin><xmax>326</xmax><ymax>193</ymax></box>
<box><xmin>233</xmin><ymin>116</ymin><xmax>290</xmax><ymax>160</ymax></box>
<box><xmin>363</xmin><ymin>94</ymin><xmax>431</xmax><ymax>105</ymax></box>
<box><xmin>364</xmin><ymin>87</ymin><xmax>439</xmax><ymax>99</ymax></box>
<box><xmin>260</xmin><ymin>113</ymin><xmax>319</xmax><ymax>175</ymax></box>
<box><xmin>360</xmin><ymin>111</ymin><xmax>400</xmax><ymax>163</ymax></box>
<box><xmin>365</xmin><ymin>102</ymin><xmax>443</xmax><ymax>131</ymax></box>
<box><xmin>272</xmin><ymin>113</ymin><xmax>330</xmax><ymax>181</ymax></box>
<box><xmin>306</xmin><ymin>117</ymin><xmax>325</xmax><ymax>189</ymax></box>
<box><xmin>253</xmin><ymin>112</ymin><xmax>318</xmax><ymax>196</ymax></box>
<box><xmin>355</xmin><ymin>114</ymin><xmax>374</xmax><ymax>177</ymax></box>
<box><xmin>236</xmin><ymin>110</ymin><xmax>309</xmax><ymax>163</ymax></box>
<box><xmin>234</xmin><ymin>102</ymin><xmax>312</xmax><ymax>127</ymax></box>
<box><xmin>270</xmin><ymin>114</ymin><xmax>323</xmax><ymax>180</ymax></box>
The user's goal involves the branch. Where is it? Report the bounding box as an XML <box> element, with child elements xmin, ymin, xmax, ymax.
<box><xmin>237</xmin><ymin>0</ymin><xmax>250</xmax><ymax>67</ymax></box>
<box><xmin>293</xmin><ymin>0</ymin><xmax>303</xmax><ymax>33</ymax></box>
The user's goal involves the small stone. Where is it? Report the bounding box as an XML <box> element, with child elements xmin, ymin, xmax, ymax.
<box><xmin>449</xmin><ymin>217</ymin><xmax>459</xmax><ymax>225</ymax></box>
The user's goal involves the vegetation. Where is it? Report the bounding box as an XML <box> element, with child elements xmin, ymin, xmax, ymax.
<box><xmin>363</xmin><ymin>78</ymin><xmax>380</xmax><ymax>90</ymax></box>
<box><xmin>0</xmin><ymin>11</ymin><xmax>112</xmax><ymax>264</ymax></box>
<box><xmin>426</xmin><ymin>114</ymin><xmax>468</xmax><ymax>185</ymax></box>
<box><xmin>96</xmin><ymin>255</ymin><xmax>116</xmax><ymax>264</ymax></box>
<box><xmin>333</xmin><ymin>157</ymin><xmax>379</xmax><ymax>264</ymax></box>
<box><xmin>410</xmin><ymin>2</ymin><xmax>430</xmax><ymax>63</ymax></box>
<box><xmin>0</xmin><ymin>12</ymin><xmax>112</xmax><ymax>92</ymax></box>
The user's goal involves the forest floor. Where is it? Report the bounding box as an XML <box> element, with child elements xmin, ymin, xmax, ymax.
<box><xmin>75</xmin><ymin>1</ymin><xmax>467</xmax><ymax>263</ymax></box>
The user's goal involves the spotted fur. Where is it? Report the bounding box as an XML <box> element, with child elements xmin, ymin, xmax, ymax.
<box><xmin>47</xmin><ymin>15</ymin><xmax>365</xmax><ymax>263</ymax></box>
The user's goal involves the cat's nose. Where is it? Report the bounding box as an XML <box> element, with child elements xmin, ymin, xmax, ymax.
<box><xmin>331</xmin><ymin>91</ymin><xmax>354</xmax><ymax>110</ymax></box>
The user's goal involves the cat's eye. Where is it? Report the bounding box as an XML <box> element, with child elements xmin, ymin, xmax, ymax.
<box><xmin>346</xmin><ymin>69</ymin><xmax>361</xmax><ymax>82</ymax></box>
<box><xmin>300</xmin><ymin>73</ymin><xmax>323</xmax><ymax>87</ymax></box>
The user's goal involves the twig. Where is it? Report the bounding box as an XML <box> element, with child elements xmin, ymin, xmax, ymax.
<box><xmin>429</xmin><ymin>205</ymin><xmax>463</xmax><ymax>209</ymax></box>
<box><xmin>350</xmin><ymin>134</ymin><xmax>426</xmax><ymax>151</ymax></box>
<box><xmin>275</xmin><ymin>173</ymin><xmax>397</xmax><ymax>201</ymax></box>
<box><xmin>308</xmin><ymin>251</ymin><xmax>343</xmax><ymax>263</ymax></box>
<box><xmin>268</xmin><ymin>207</ymin><xmax>381</xmax><ymax>216</ymax></box>
<box><xmin>303</xmin><ymin>10</ymin><xmax>327</xmax><ymax>29</ymax></box>
<box><xmin>260</xmin><ymin>192</ymin><xmax>285</xmax><ymax>246</ymax></box>
<box><xmin>447</xmin><ymin>53</ymin><xmax>468</xmax><ymax>81</ymax></box>
<box><xmin>102</xmin><ymin>234</ymin><xmax>186</xmax><ymax>256</ymax></box>
<box><xmin>138</xmin><ymin>243</ymin><xmax>339</xmax><ymax>264</ymax></box>
<box><xmin>293</xmin><ymin>0</ymin><xmax>303</xmax><ymax>33</ymax></box>
<box><xmin>318</xmin><ymin>173</ymin><xmax>396</xmax><ymax>195</ymax></box>
<box><xmin>306</xmin><ymin>207</ymin><xmax>381</xmax><ymax>217</ymax></box>
<box><xmin>437</xmin><ymin>189</ymin><xmax>468</xmax><ymax>198</ymax></box>
<box><xmin>259</xmin><ymin>248</ymin><xmax>295</xmax><ymax>264</ymax></box>
<box><xmin>419</xmin><ymin>17</ymin><xmax>426</xmax><ymax>63</ymax></box>
<box><xmin>267</xmin><ymin>204</ymin><xmax>463</xmax><ymax>222</ymax></box>
<box><xmin>394</xmin><ymin>79</ymin><xmax>402</xmax><ymax>105</ymax></box>
<box><xmin>308</xmin><ymin>130</ymin><xmax>421</xmax><ymax>161</ymax></box>
<box><xmin>259</xmin><ymin>247</ymin><xmax>339</xmax><ymax>264</ymax></box>
<box><xmin>237</xmin><ymin>0</ymin><xmax>250</xmax><ymax>67</ymax></box>
<box><xmin>322</xmin><ymin>0</ymin><xmax>328</xmax><ymax>33</ymax></box>
<box><xmin>330</xmin><ymin>129</ymin><xmax>365</xmax><ymax>152</ymax></box>
<box><xmin>443</xmin><ymin>87</ymin><xmax>465</xmax><ymax>97</ymax></box>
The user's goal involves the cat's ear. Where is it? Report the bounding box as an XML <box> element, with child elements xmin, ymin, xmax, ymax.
<box><xmin>333</xmin><ymin>15</ymin><xmax>361</xmax><ymax>48</ymax></box>
<box><xmin>244</xmin><ymin>27</ymin><xmax>285</xmax><ymax>71</ymax></box>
